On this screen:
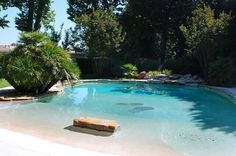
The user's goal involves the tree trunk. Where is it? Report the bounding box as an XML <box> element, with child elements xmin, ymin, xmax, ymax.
<box><xmin>26</xmin><ymin>0</ymin><xmax>35</xmax><ymax>32</ymax></box>
<box><xmin>160</xmin><ymin>31</ymin><xmax>168</xmax><ymax>63</ymax></box>
<box><xmin>34</xmin><ymin>0</ymin><xmax>48</xmax><ymax>31</ymax></box>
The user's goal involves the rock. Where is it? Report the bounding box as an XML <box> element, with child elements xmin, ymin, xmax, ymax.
<box><xmin>130</xmin><ymin>106</ymin><xmax>155</xmax><ymax>113</ymax></box>
<box><xmin>137</xmin><ymin>71</ymin><xmax>146</xmax><ymax>79</ymax></box>
<box><xmin>0</xmin><ymin>96</ymin><xmax>35</xmax><ymax>101</ymax></box>
<box><xmin>144</xmin><ymin>75</ymin><xmax>154</xmax><ymax>80</ymax></box>
<box><xmin>143</xmin><ymin>72</ymin><xmax>205</xmax><ymax>84</ymax></box>
<box><xmin>192</xmin><ymin>75</ymin><xmax>199</xmax><ymax>80</ymax></box>
<box><xmin>169</xmin><ymin>74</ymin><xmax>181</xmax><ymax>80</ymax></box>
<box><xmin>117</xmin><ymin>102</ymin><xmax>144</xmax><ymax>106</ymax></box>
<box><xmin>178</xmin><ymin>74</ymin><xmax>204</xmax><ymax>84</ymax></box>
<box><xmin>154</xmin><ymin>74</ymin><xmax>167</xmax><ymax>80</ymax></box>
<box><xmin>73</xmin><ymin>117</ymin><xmax>119</xmax><ymax>133</ymax></box>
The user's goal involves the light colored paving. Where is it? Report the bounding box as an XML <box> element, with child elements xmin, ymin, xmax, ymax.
<box><xmin>212</xmin><ymin>87</ymin><xmax>236</xmax><ymax>99</ymax></box>
<box><xmin>0</xmin><ymin>128</ymin><xmax>114</xmax><ymax>156</ymax></box>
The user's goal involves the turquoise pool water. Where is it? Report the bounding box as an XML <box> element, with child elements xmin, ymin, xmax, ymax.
<box><xmin>0</xmin><ymin>81</ymin><xmax>236</xmax><ymax>156</ymax></box>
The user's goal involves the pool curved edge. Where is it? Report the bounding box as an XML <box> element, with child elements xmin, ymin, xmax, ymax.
<box><xmin>0</xmin><ymin>79</ymin><xmax>235</xmax><ymax>105</ymax></box>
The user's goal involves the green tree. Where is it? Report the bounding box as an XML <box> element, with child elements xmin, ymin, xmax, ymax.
<box><xmin>0</xmin><ymin>0</ymin><xmax>11</xmax><ymax>28</ymax></box>
<box><xmin>48</xmin><ymin>24</ymin><xmax>64</xmax><ymax>44</ymax></box>
<box><xmin>67</xmin><ymin>0</ymin><xmax>125</xmax><ymax>22</ymax></box>
<box><xmin>180</xmin><ymin>5</ymin><xmax>232</xmax><ymax>79</ymax></box>
<box><xmin>62</xmin><ymin>28</ymin><xmax>73</xmax><ymax>50</ymax></box>
<box><xmin>14</xmin><ymin>0</ymin><xmax>53</xmax><ymax>32</ymax></box>
<box><xmin>0</xmin><ymin>32</ymin><xmax>80</xmax><ymax>95</ymax></box>
<box><xmin>72</xmin><ymin>10</ymin><xmax>125</xmax><ymax>58</ymax></box>
<box><xmin>121</xmin><ymin>0</ymin><xmax>195</xmax><ymax>61</ymax></box>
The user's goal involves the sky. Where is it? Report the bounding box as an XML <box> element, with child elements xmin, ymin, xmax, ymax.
<box><xmin>0</xmin><ymin>0</ymin><xmax>75</xmax><ymax>45</ymax></box>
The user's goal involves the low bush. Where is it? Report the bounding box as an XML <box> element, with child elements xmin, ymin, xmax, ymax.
<box><xmin>147</xmin><ymin>69</ymin><xmax>172</xmax><ymax>76</ymax></box>
<box><xmin>0</xmin><ymin>32</ymin><xmax>81</xmax><ymax>95</ymax></box>
<box><xmin>120</xmin><ymin>63</ymin><xmax>138</xmax><ymax>79</ymax></box>
<box><xmin>208</xmin><ymin>57</ymin><xmax>235</xmax><ymax>86</ymax></box>
<box><xmin>0</xmin><ymin>79</ymin><xmax>9</xmax><ymax>88</ymax></box>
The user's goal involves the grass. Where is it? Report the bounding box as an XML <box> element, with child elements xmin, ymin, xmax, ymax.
<box><xmin>0</xmin><ymin>79</ymin><xmax>10</xmax><ymax>88</ymax></box>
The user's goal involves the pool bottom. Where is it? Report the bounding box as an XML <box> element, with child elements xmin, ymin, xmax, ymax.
<box><xmin>0</xmin><ymin>110</ymin><xmax>184</xmax><ymax>156</ymax></box>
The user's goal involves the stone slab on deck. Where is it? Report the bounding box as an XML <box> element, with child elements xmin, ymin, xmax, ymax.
<box><xmin>73</xmin><ymin>117</ymin><xmax>119</xmax><ymax>133</ymax></box>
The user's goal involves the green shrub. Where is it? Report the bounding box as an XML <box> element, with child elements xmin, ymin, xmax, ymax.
<box><xmin>120</xmin><ymin>64</ymin><xmax>138</xmax><ymax>79</ymax></box>
<box><xmin>161</xmin><ymin>69</ymin><xmax>172</xmax><ymax>75</ymax></box>
<box><xmin>147</xmin><ymin>69</ymin><xmax>172</xmax><ymax>76</ymax></box>
<box><xmin>208</xmin><ymin>57</ymin><xmax>235</xmax><ymax>86</ymax></box>
<box><xmin>180</xmin><ymin>5</ymin><xmax>232</xmax><ymax>79</ymax></box>
<box><xmin>0</xmin><ymin>79</ymin><xmax>9</xmax><ymax>88</ymax></box>
<box><xmin>0</xmin><ymin>32</ymin><xmax>81</xmax><ymax>95</ymax></box>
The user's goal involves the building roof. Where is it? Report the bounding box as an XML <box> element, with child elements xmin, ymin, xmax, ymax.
<box><xmin>0</xmin><ymin>45</ymin><xmax>16</xmax><ymax>53</ymax></box>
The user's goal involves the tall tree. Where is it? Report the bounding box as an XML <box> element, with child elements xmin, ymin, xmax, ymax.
<box><xmin>67</xmin><ymin>0</ymin><xmax>125</xmax><ymax>22</ymax></box>
<box><xmin>14</xmin><ymin>0</ymin><xmax>52</xmax><ymax>32</ymax></box>
<box><xmin>71</xmin><ymin>10</ymin><xmax>125</xmax><ymax>57</ymax></box>
<box><xmin>122</xmin><ymin>0</ymin><xmax>195</xmax><ymax>61</ymax></box>
<box><xmin>62</xmin><ymin>28</ymin><xmax>74</xmax><ymax>50</ymax></box>
<box><xmin>0</xmin><ymin>0</ymin><xmax>11</xmax><ymax>28</ymax></box>
<box><xmin>180</xmin><ymin>5</ymin><xmax>232</xmax><ymax>79</ymax></box>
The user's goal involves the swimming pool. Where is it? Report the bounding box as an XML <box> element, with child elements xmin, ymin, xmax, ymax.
<box><xmin>0</xmin><ymin>81</ymin><xmax>236</xmax><ymax>156</ymax></box>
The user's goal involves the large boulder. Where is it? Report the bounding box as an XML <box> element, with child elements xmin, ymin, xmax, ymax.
<box><xmin>178</xmin><ymin>74</ymin><xmax>204</xmax><ymax>84</ymax></box>
<box><xmin>73</xmin><ymin>117</ymin><xmax>119</xmax><ymax>133</ymax></box>
<box><xmin>137</xmin><ymin>71</ymin><xmax>146</xmax><ymax>79</ymax></box>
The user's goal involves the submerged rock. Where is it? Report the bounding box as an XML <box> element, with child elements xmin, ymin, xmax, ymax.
<box><xmin>130</xmin><ymin>106</ymin><xmax>155</xmax><ymax>113</ymax></box>
<box><xmin>116</xmin><ymin>102</ymin><xmax>144</xmax><ymax>106</ymax></box>
<box><xmin>73</xmin><ymin>117</ymin><xmax>119</xmax><ymax>133</ymax></box>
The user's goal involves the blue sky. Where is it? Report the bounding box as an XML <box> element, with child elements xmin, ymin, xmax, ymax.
<box><xmin>0</xmin><ymin>0</ymin><xmax>75</xmax><ymax>45</ymax></box>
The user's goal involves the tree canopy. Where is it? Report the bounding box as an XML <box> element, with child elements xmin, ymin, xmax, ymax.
<box><xmin>13</xmin><ymin>0</ymin><xmax>53</xmax><ymax>32</ymax></box>
<box><xmin>0</xmin><ymin>0</ymin><xmax>11</xmax><ymax>28</ymax></box>
<box><xmin>67</xmin><ymin>0</ymin><xmax>125</xmax><ymax>22</ymax></box>
<box><xmin>0</xmin><ymin>0</ymin><xmax>236</xmax><ymax>86</ymax></box>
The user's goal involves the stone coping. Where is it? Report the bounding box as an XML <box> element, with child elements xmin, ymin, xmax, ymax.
<box><xmin>0</xmin><ymin>84</ymin><xmax>63</xmax><ymax>103</ymax></box>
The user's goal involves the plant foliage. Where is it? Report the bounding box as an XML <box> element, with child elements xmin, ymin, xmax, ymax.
<box><xmin>147</xmin><ymin>70</ymin><xmax>172</xmax><ymax>76</ymax></box>
<box><xmin>208</xmin><ymin>57</ymin><xmax>235</xmax><ymax>86</ymax></box>
<box><xmin>180</xmin><ymin>5</ymin><xmax>232</xmax><ymax>79</ymax></box>
<box><xmin>72</xmin><ymin>10</ymin><xmax>125</xmax><ymax>57</ymax></box>
<box><xmin>121</xmin><ymin>63</ymin><xmax>138</xmax><ymax>79</ymax></box>
<box><xmin>0</xmin><ymin>32</ymin><xmax>80</xmax><ymax>95</ymax></box>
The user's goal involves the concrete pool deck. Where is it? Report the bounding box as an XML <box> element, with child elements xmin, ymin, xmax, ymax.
<box><xmin>212</xmin><ymin>87</ymin><xmax>236</xmax><ymax>99</ymax></box>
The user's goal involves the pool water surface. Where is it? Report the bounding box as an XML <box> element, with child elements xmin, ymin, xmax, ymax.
<box><xmin>0</xmin><ymin>82</ymin><xmax>236</xmax><ymax>156</ymax></box>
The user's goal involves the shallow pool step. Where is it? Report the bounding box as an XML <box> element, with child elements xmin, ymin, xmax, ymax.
<box><xmin>73</xmin><ymin>117</ymin><xmax>119</xmax><ymax>133</ymax></box>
